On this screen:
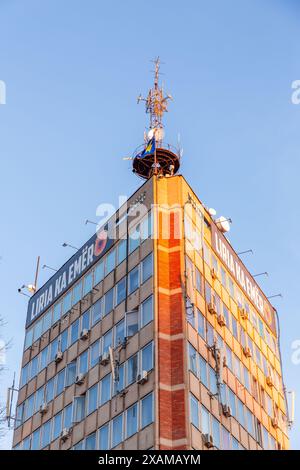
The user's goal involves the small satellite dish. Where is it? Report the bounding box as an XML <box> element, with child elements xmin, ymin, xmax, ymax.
<box><xmin>208</xmin><ymin>208</ymin><xmax>217</xmax><ymax>216</ymax></box>
<box><xmin>148</xmin><ymin>127</ymin><xmax>165</xmax><ymax>142</ymax></box>
<box><xmin>215</xmin><ymin>216</ymin><xmax>230</xmax><ymax>233</ymax></box>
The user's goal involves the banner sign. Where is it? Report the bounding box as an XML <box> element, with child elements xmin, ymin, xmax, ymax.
<box><xmin>26</xmin><ymin>229</ymin><xmax>113</xmax><ymax>328</ymax></box>
<box><xmin>211</xmin><ymin>223</ymin><xmax>276</xmax><ymax>335</ymax></box>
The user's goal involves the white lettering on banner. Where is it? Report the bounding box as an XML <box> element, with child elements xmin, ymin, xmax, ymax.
<box><xmin>30</xmin><ymin>241</ymin><xmax>96</xmax><ymax>321</ymax></box>
<box><xmin>214</xmin><ymin>232</ymin><xmax>264</xmax><ymax>314</ymax></box>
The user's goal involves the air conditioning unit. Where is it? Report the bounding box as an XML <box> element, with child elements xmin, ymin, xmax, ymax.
<box><xmin>80</xmin><ymin>329</ymin><xmax>89</xmax><ymax>340</ymax></box>
<box><xmin>266</xmin><ymin>375</ymin><xmax>274</xmax><ymax>387</ymax></box>
<box><xmin>208</xmin><ymin>302</ymin><xmax>217</xmax><ymax>315</ymax></box>
<box><xmin>99</xmin><ymin>352</ymin><xmax>110</xmax><ymax>366</ymax></box>
<box><xmin>75</xmin><ymin>373</ymin><xmax>85</xmax><ymax>385</ymax></box>
<box><xmin>54</xmin><ymin>350</ymin><xmax>63</xmax><ymax>363</ymax></box>
<box><xmin>243</xmin><ymin>346</ymin><xmax>252</xmax><ymax>358</ymax></box>
<box><xmin>271</xmin><ymin>417</ymin><xmax>279</xmax><ymax>429</ymax></box>
<box><xmin>137</xmin><ymin>370</ymin><xmax>149</xmax><ymax>385</ymax></box>
<box><xmin>239</xmin><ymin>308</ymin><xmax>249</xmax><ymax>321</ymax></box>
<box><xmin>39</xmin><ymin>402</ymin><xmax>48</xmax><ymax>415</ymax></box>
<box><xmin>211</xmin><ymin>268</ymin><xmax>218</xmax><ymax>280</ymax></box>
<box><xmin>202</xmin><ymin>433</ymin><xmax>214</xmax><ymax>449</ymax></box>
<box><xmin>222</xmin><ymin>404</ymin><xmax>231</xmax><ymax>418</ymax></box>
<box><xmin>217</xmin><ymin>314</ymin><xmax>226</xmax><ymax>327</ymax></box>
<box><xmin>61</xmin><ymin>428</ymin><xmax>71</xmax><ymax>442</ymax></box>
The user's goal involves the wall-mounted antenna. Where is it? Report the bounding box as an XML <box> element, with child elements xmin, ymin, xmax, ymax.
<box><xmin>6</xmin><ymin>373</ymin><xmax>19</xmax><ymax>428</ymax></box>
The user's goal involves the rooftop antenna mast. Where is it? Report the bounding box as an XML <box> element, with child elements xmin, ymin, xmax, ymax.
<box><xmin>137</xmin><ymin>57</ymin><xmax>172</xmax><ymax>147</ymax></box>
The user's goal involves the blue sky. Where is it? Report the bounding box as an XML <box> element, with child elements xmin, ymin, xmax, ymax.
<box><xmin>0</xmin><ymin>0</ymin><xmax>299</xmax><ymax>449</ymax></box>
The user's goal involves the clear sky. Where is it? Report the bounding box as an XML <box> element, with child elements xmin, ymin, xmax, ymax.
<box><xmin>0</xmin><ymin>0</ymin><xmax>299</xmax><ymax>450</ymax></box>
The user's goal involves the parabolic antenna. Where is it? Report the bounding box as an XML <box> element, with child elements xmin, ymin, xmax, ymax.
<box><xmin>208</xmin><ymin>208</ymin><xmax>217</xmax><ymax>216</ymax></box>
<box><xmin>215</xmin><ymin>216</ymin><xmax>230</xmax><ymax>233</ymax></box>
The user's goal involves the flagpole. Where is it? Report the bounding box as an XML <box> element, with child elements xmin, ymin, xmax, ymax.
<box><xmin>154</xmin><ymin>130</ymin><xmax>157</xmax><ymax>177</ymax></box>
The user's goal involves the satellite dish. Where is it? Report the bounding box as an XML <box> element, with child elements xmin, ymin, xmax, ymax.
<box><xmin>148</xmin><ymin>127</ymin><xmax>165</xmax><ymax>142</ymax></box>
<box><xmin>215</xmin><ymin>216</ymin><xmax>230</xmax><ymax>233</ymax></box>
<box><xmin>208</xmin><ymin>208</ymin><xmax>217</xmax><ymax>216</ymax></box>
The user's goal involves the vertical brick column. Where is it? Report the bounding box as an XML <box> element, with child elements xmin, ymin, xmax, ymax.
<box><xmin>153</xmin><ymin>176</ymin><xmax>188</xmax><ymax>450</ymax></box>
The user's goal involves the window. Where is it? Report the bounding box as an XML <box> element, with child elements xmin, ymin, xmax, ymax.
<box><xmin>53</xmin><ymin>412</ymin><xmax>62</xmax><ymax>440</ymax></box>
<box><xmin>222</xmin><ymin>426</ymin><xmax>231</xmax><ymax>450</ymax></box>
<box><xmin>86</xmin><ymin>432</ymin><xmax>96</xmax><ymax>450</ymax></box>
<box><xmin>141</xmin><ymin>342</ymin><xmax>153</xmax><ymax>372</ymax></box>
<box><xmin>46</xmin><ymin>378</ymin><xmax>55</xmax><ymax>403</ymax></box>
<box><xmin>20</xmin><ymin>364</ymin><xmax>29</xmax><ymax>388</ymax></box>
<box><xmin>117</xmin><ymin>240</ymin><xmax>127</xmax><ymax>265</ymax></box>
<box><xmin>116</xmin><ymin>364</ymin><xmax>125</xmax><ymax>394</ymax></box>
<box><xmin>79</xmin><ymin>350</ymin><xmax>88</xmax><ymax>375</ymax></box>
<box><xmin>60</xmin><ymin>329</ymin><xmax>68</xmax><ymax>353</ymax></box>
<box><xmin>53</xmin><ymin>302</ymin><xmax>62</xmax><ymax>324</ymax></box>
<box><xmin>42</xmin><ymin>310</ymin><xmax>52</xmax><ymax>333</ymax></box>
<box><xmin>245</xmin><ymin>408</ymin><xmax>255</xmax><ymax>437</ymax></box>
<box><xmin>190</xmin><ymin>394</ymin><xmax>199</xmax><ymax>428</ymax></box>
<box><xmin>73</xmin><ymin>396</ymin><xmax>86</xmax><ymax>423</ymax></box>
<box><xmin>126</xmin><ymin>309</ymin><xmax>138</xmax><ymax>337</ymax></box>
<box><xmin>35</xmin><ymin>387</ymin><xmax>44</xmax><ymax>413</ymax></box>
<box><xmin>141</xmin><ymin>296</ymin><xmax>153</xmax><ymax>327</ymax></box>
<box><xmin>103</xmin><ymin>329</ymin><xmax>112</xmax><ymax>354</ymax></box>
<box><xmin>24</xmin><ymin>328</ymin><xmax>33</xmax><ymax>350</ymax></box>
<box><xmin>31</xmin><ymin>429</ymin><xmax>41</xmax><ymax>450</ymax></box>
<box><xmin>64</xmin><ymin>403</ymin><xmax>73</xmax><ymax>429</ymax></box>
<box><xmin>56</xmin><ymin>369</ymin><xmax>65</xmax><ymax>396</ymax></box>
<box><xmin>226</xmin><ymin>345</ymin><xmax>233</xmax><ymax>371</ymax></box>
<box><xmin>50</xmin><ymin>337</ymin><xmax>59</xmax><ymax>363</ymax></box>
<box><xmin>207</xmin><ymin>322</ymin><xmax>214</xmax><ymax>347</ymax></box>
<box><xmin>220</xmin><ymin>268</ymin><xmax>227</xmax><ymax>287</ymax></box>
<box><xmin>209</xmin><ymin>366</ymin><xmax>218</xmax><ymax>395</ymax></box>
<box><xmin>197</xmin><ymin>309</ymin><xmax>205</xmax><ymax>339</ymax></box>
<box><xmin>127</xmin><ymin>354</ymin><xmax>138</xmax><ymax>385</ymax></box>
<box><xmin>115</xmin><ymin>320</ymin><xmax>125</xmax><ymax>346</ymax></box>
<box><xmin>237</xmin><ymin>399</ymin><xmax>245</xmax><ymax>428</ymax></box>
<box><xmin>94</xmin><ymin>261</ymin><xmax>104</xmax><ymax>285</ymax></box>
<box><xmin>24</xmin><ymin>395</ymin><xmax>34</xmax><ymax>421</ymax></box>
<box><xmin>70</xmin><ymin>319</ymin><xmax>79</xmax><ymax>345</ymax></box>
<box><xmin>112</xmin><ymin>414</ymin><xmax>123</xmax><ymax>448</ymax></box>
<box><xmin>232</xmin><ymin>316</ymin><xmax>239</xmax><ymax>340</ymax></box>
<box><xmin>72</xmin><ymin>281</ymin><xmax>82</xmax><ymax>305</ymax></box>
<box><xmin>99</xmin><ymin>424</ymin><xmax>109</xmax><ymax>450</ymax></box>
<box><xmin>87</xmin><ymin>384</ymin><xmax>98</xmax><ymax>415</ymax></box>
<box><xmin>126</xmin><ymin>403</ymin><xmax>138</xmax><ymax>438</ymax></box>
<box><xmin>30</xmin><ymin>356</ymin><xmax>39</xmax><ymax>379</ymax></box>
<box><xmin>129</xmin><ymin>266</ymin><xmax>139</xmax><ymax>294</ymax></box>
<box><xmin>92</xmin><ymin>299</ymin><xmax>102</xmax><ymax>325</ymax></box>
<box><xmin>63</xmin><ymin>292</ymin><xmax>72</xmax><ymax>315</ymax></box>
<box><xmin>141</xmin><ymin>393</ymin><xmax>153</xmax><ymax>428</ymax></box>
<box><xmin>200</xmin><ymin>406</ymin><xmax>210</xmax><ymax>435</ymax></box>
<box><xmin>188</xmin><ymin>343</ymin><xmax>198</xmax><ymax>377</ymax></box>
<box><xmin>33</xmin><ymin>319</ymin><xmax>43</xmax><ymax>342</ymax></box>
<box><xmin>106</xmin><ymin>249</ymin><xmax>116</xmax><ymax>275</ymax></box>
<box><xmin>41</xmin><ymin>420</ymin><xmax>52</xmax><ymax>448</ymax></box>
<box><xmin>90</xmin><ymin>340</ymin><xmax>100</xmax><ymax>368</ymax></box>
<box><xmin>81</xmin><ymin>309</ymin><xmax>90</xmax><ymax>331</ymax></box>
<box><xmin>212</xmin><ymin>417</ymin><xmax>220</xmax><ymax>449</ymax></box>
<box><xmin>141</xmin><ymin>254</ymin><xmax>153</xmax><ymax>283</ymax></box>
<box><xmin>104</xmin><ymin>289</ymin><xmax>114</xmax><ymax>316</ymax></box>
<box><xmin>129</xmin><ymin>225</ymin><xmax>140</xmax><ymax>253</ymax></box>
<box><xmin>199</xmin><ymin>356</ymin><xmax>208</xmax><ymax>388</ymax></box>
<box><xmin>83</xmin><ymin>272</ymin><xmax>93</xmax><ymax>296</ymax></box>
<box><xmin>23</xmin><ymin>436</ymin><xmax>31</xmax><ymax>450</ymax></box>
<box><xmin>116</xmin><ymin>278</ymin><xmax>126</xmax><ymax>305</ymax></box>
<box><xmin>228</xmin><ymin>388</ymin><xmax>236</xmax><ymax>419</ymax></box>
<box><xmin>100</xmin><ymin>374</ymin><xmax>111</xmax><ymax>405</ymax></box>
<box><xmin>15</xmin><ymin>404</ymin><xmax>23</xmax><ymax>428</ymax></box>
<box><xmin>73</xmin><ymin>441</ymin><xmax>84</xmax><ymax>450</ymax></box>
<box><xmin>40</xmin><ymin>346</ymin><xmax>49</xmax><ymax>371</ymax></box>
<box><xmin>196</xmin><ymin>268</ymin><xmax>203</xmax><ymax>294</ymax></box>
<box><xmin>223</xmin><ymin>305</ymin><xmax>230</xmax><ymax>329</ymax></box>
<box><xmin>66</xmin><ymin>361</ymin><xmax>76</xmax><ymax>386</ymax></box>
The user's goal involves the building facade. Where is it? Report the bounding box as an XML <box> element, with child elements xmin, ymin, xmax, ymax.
<box><xmin>12</xmin><ymin>174</ymin><xmax>290</xmax><ymax>450</ymax></box>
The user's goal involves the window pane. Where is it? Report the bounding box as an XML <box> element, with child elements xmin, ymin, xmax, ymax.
<box><xmin>92</xmin><ymin>299</ymin><xmax>102</xmax><ymax>325</ymax></box>
<box><xmin>188</xmin><ymin>343</ymin><xmax>198</xmax><ymax>377</ymax></box>
<box><xmin>99</xmin><ymin>424</ymin><xmax>109</xmax><ymax>450</ymax></box>
<box><xmin>94</xmin><ymin>261</ymin><xmax>104</xmax><ymax>285</ymax></box>
<box><xmin>64</xmin><ymin>403</ymin><xmax>73</xmax><ymax>429</ymax></box>
<box><xmin>103</xmin><ymin>330</ymin><xmax>112</xmax><ymax>354</ymax></box>
<box><xmin>90</xmin><ymin>340</ymin><xmax>100</xmax><ymax>368</ymax></box>
<box><xmin>141</xmin><ymin>254</ymin><xmax>153</xmax><ymax>283</ymax></box>
<box><xmin>53</xmin><ymin>412</ymin><xmax>62</xmax><ymax>441</ymax></box>
<box><xmin>127</xmin><ymin>354</ymin><xmax>138</xmax><ymax>385</ymax></box>
<box><xmin>104</xmin><ymin>289</ymin><xmax>114</xmax><ymax>316</ymax></box>
<box><xmin>126</xmin><ymin>404</ymin><xmax>138</xmax><ymax>438</ymax></box>
<box><xmin>60</xmin><ymin>330</ymin><xmax>68</xmax><ymax>352</ymax></box>
<box><xmin>141</xmin><ymin>296</ymin><xmax>153</xmax><ymax>327</ymax></box>
<box><xmin>142</xmin><ymin>342</ymin><xmax>153</xmax><ymax>372</ymax></box>
<box><xmin>141</xmin><ymin>393</ymin><xmax>153</xmax><ymax>428</ymax></box>
<box><xmin>70</xmin><ymin>319</ymin><xmax>79</xmax><ymax>344</ymax></box>
<box><xmin>83</xmin><ymin>272</ymin><xmax>93</xmax><ymax>296</ymax></box>
<box><xmin>201</xmin><ymin>406</ymin><xmax>210</xmax><ymax>435</ymax></box>
<box><xmin>87</xmin><ymin>384</ymin><xmax>98</xmax><ymax>415</ymax></box>
<box><xmin>79</xmin><ymin>350</ymin><xmax>88</xmax><ymax>375</ymax></box>
<box><xmin>30</xmin><ymin>356</ymin><xmax>39</xmax><ymax>379</ymax></box>
<box><xmin>199</xmin><ymin>356</ymin><xmax>208</xmax><ymax>388</ymax></box>
<box><xmin>81</xmin><ymin>309</ymin><xmax>90</xmax><ymax>331</ymax></box>
<box><xmin>100</xmin><ymin>374</ymin><xmax>111</xmax><ymax>405</ymax></box>
<box><xmin>53</xmin><ymin>302</ymin><xmax>62</xmax><ymax>323</ymax></box>
<box><xmin>41</xmin><ymin>420</ymin><xmax>51</xmax><ymax>448</ymax></box>
<box><xmin>73</xmin><ymin>396</ymin><xmax>86</xmax><ymax>423</ymax></box>
<box><xmin>46</xmin><ymin>378</ymin><xmax>54</xmax><ymax>403</ymax></box>
<box><xmin>72</xmin><ymin>282</ymin><xmax>82</xmax><ymax>306</ymax></box>
<box><xmin>86</xmin><ymin>432</ymin><xmax>96</xmax><ymax>450</ymax></box>
<box><xmin>42</xmin><ymin>310</ymin><xmax>52</xmax><ymax>333</ymax></box>
<box><xmin>129</xmin><ymin>267</ymin><xmax>139</xmax><ymax>294</ymax></box>
<box><xmin>126</xmin><ymin>310</ymin><xmax>139</xmax><ymax>337</ymax></box>
<box><xmin>63</xmin><ymin>292</ymin><xmax>72</xmax><ymax>315</ymax></box>
<box><xmin>66</xmin><ymin>361</ymin><xmax>76</xmax><ymax>386</ymax></box>
<box><xmin>212</xmin><ymin>417</ymin><xmax>220</xmax><ymax>449</ymax></box>
<box><xmin>116</xmin><ymin>278</ymin><xmax>126</xmax><ymax>305</ymax></box>
<box><xmin>115</xmin><ymin>320</ymin><xmax>125</xmax><ymax>346</ymax></box>
<box><xmin>31</xmin><ymin>429</ymin><xmax>41</xmax><ymax>450</ymax></box>
<box><xmin>129</xmin><ymin>226</ymin><xmax>140</xmax><ymax>253</ymax></box>
<box><xmin>190</xmin><ymin>394</ymin><xmax>199</xmax><ymax>428</ymax></box>
<box><xmin>112</xmin><ymin>414</ymin><xmax>123</xmax><ymax>448</ymax></box>
<box><xmin>117</xmin><ymin>240</ymin><xmax>126</xmax><ymax>265</ymax></box>
<box><xmin>56</xmin><ymin>369</ymin><xmax>65</xmax><ymax>396</ymax></box>
<box><xmin>50</xmin><ymin>338</ymin><xmax>58</xmax><ymax>363</ymax></box>
<box><xmin>35</xmin><ymin>387</ymin><xmax>44</xmax><ymax>413</ymax></box>
<box><xmin>197</xmin><ymin>310</ymin><xmax>205</xmax><ymax>339</ymax></box>
<box><xmin>106</xmin><ymin>250</ymin><xmax>116</xmax><ymax>275</ymax></box>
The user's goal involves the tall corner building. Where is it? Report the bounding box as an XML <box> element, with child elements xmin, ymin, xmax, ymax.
<box><xmin>12</xmin><ymin>61</ymin><xmax>290</xmax><ymax>451</ymax></box>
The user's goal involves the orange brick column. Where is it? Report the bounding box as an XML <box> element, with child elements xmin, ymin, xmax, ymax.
<box><xmin>153</xmin><ymin>176</ymin><xmax>188</xmax><ymax>450</ymax></box>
